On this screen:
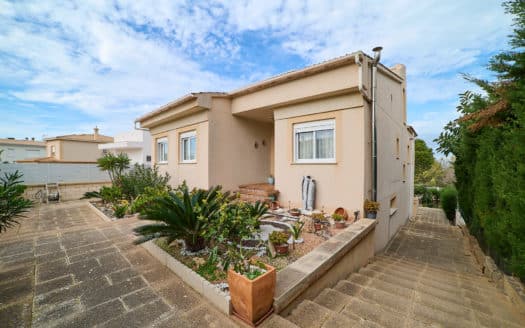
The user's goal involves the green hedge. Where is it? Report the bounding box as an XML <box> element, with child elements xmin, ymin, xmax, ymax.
<box><xmin>440</xmin><ymin>186</ymin><xmax>457</xmax><ymax>221</ymax></box>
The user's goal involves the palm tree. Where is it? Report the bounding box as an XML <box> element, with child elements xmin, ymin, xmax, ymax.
<box><xmin>97</xmin><ymin>153</ymin><xmax>130</xmax><ymax>184</ymax></box>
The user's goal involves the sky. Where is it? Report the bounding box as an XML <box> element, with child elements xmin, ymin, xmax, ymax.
<box><xmin>0</xmin><ymin>0</ymin><xmax>513</xmax><ymax>152</ymax></box>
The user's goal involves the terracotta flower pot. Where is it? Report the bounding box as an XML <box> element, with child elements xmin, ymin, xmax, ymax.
<box><xmin>270</xmin><ymin>201</ymin><xmax>280</xmax><ymax>210</ymax></box>
<box><xmin>335</xmin><ymin>221</ymin><xmax>346</xmax><ymax>229</ymax></box>
<box><xmin>314</xmin><ymin>222</ymin><xmax>323</xmax><ymax>231</ymax></box>
<box><xmin>228</xmin><ymin>264</ymin><xmax>276</xmax><ymax>325</ymax></box>
<box><xmin>275</xmin><ymin>243</ymin><xmax>289</xmax><ymax>255</ymax></box>
<box><xmin>333</xmin><ymin>207</ymin><xmax>348</xmax><ymax>221</ymax></box>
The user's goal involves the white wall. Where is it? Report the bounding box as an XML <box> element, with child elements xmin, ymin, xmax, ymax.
<box><xmin>0</xmin><ymin>163</ymin><xmax>110</xmax><ymax>184</ymax></box>
<box><xmin>0</xmin><ymin>144</ymin><xmax>46</xmax><ymax>163</ymax></box>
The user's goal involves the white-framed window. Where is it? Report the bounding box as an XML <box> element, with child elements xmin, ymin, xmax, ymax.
<box><xmin>293</xmin><ymin>119</ymin><xmax>335</xmax><ymax>163</ymax></box>
<box><xmin>50</xmin><ymin>145</ymin><xmax>56</xmax><ymax>156</ymax></box>
<box><xmin>180</xmin><ymin>130</ymin><xmax>196</xmax><ymax>163</ymax></box>
<box><xmin>156</xmin><ymin>137</ymin><xmax>168</xmax><ymax>163</ymax></box>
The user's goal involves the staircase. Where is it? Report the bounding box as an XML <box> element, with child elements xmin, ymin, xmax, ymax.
<box><xmin>237</xmin><ymin>183</ymin><xmax>279</xmax><ymax>203</ymax></box>
<box><xmin>261</xmin><ymin>208</ymin><xmax>525</xmax><ymax>328</ymax></box>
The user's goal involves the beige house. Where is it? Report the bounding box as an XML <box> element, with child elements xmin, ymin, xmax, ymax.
<box><xmin>21</xmin><ymin>128</ymin><xmax>113</xmax><ymax>163</ymax></box>
<box><xmin>136</xmin><ymin>50</ymin><xmax>416</xmax><ymax>252</ymax></box>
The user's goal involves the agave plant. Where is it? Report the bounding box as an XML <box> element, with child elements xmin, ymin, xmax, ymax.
<box><xmin>133</xmin><ymin>184</ymin><xmax>228</xmax><ymax>252</ymax></box>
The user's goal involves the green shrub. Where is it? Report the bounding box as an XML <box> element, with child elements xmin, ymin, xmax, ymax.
<box><xmin>133</xmin><ymin>185</ymin><xmax>229</xmax><ymax>252</ymax></box>
<box><xmin>99</xmin><ymin>186</ymin><xmax>122</xmax><ymax>204</ymax></box>
<box><xmin>119</xmin><ymin>164</ymin><xmax>170</xmax><ymax>201</ymax></box>
<box><xmin>269</xmin><ymin>231</ymin><xmax>289</xmax><ymax>245</ymax></box>
<box><xmin>129</xmin><ymin>186</ymin><xmax>169</xmax><ymax>214</ymax></box>
<box><xmin>0</xmin><ymin>170</ymin><xmax>33</xmax><ymax>233</ymax></box>
<box><xmin>414</xmin><ymin>184</ymin><xmax>427</xmax><ymax>196</ymax></box>
<box><xmin>113</xmin><ymin>203</ymin><xmax>128</xmax><ymax>218</ymax></box>
<box><xmin>440</xmin><ymin>186</ymin><xmax>457</xmax><ymax>221</ymax></box>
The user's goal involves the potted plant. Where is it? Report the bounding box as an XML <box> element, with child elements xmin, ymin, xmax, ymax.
<box><xmin>269</xmin><ymin>200</ymin><xmax>280</xmax><ymax>210</ymax></box>
<box><xmin>364</xmin><ymin>199</ymin><xmax>380</xmax><ymax>219</ymax></box>
<box><xmin>269</xmin><ymin>231</ymin><xmax>289</xmax><ymax>255</ymax></box>
<box><xmin>332</xmin><ymin>213</ymin><xmax>346</xmax><ymax>229</ymax></box>
<box><xmin>311</xmin><ymin>212</ymin><xmax>327</xmax><ymax>231</ymax></box>
<box><xmin>223</xmin><ymin>245</ymin><xmax>276</xmax><ymax>325</ymax></box>
<box><xmin>288</xmin><ymin>208</ymin><xmax>301</xmax><ymax>217</ymax></box>
<box><xmin>290</xmin><ymin>221</ymin><xmax>305</xmax><ymax>246</ymax></box>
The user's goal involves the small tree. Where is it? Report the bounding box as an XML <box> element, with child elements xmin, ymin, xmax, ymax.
<box><xmin>0</xmin><ymin>170</ymin><xmax>33</xmax><ymax>233</ymax></box>
<box><xmin>97</xmin><ymin>153</ymin><xmax>130</xmax><ymax>184</ymax></box>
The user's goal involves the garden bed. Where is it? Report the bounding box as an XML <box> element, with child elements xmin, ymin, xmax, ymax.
<box><xmin>88</xmin><ymin>200</ymin><xmax>137</xmax><ymax>221</ymax></box>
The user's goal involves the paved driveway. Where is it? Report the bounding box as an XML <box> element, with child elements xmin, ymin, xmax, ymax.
<box><xmin>0</xmin><ymin>201</ymin><xmax>237</xmax><ymax>328</ymax></box>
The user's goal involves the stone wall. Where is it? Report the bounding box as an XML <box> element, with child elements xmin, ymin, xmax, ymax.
<box><xmin>24</xmin><ymin>181</ymin><xmax>110</xmax><ymax>202</ymax></box>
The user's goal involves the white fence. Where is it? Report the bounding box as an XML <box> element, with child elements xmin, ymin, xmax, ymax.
<box><xmin>0</xmin><ymin>163</ymin><xmax>110</xmax><ymax>185</ymax></box>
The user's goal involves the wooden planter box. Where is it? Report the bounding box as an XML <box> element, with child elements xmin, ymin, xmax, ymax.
<box><xmin>228</xmin><ymin>264</ymin><xmax>276</xmax><ymax>325</ymax></box>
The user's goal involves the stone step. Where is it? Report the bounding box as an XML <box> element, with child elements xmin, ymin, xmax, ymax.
<box><xmin>334</xmin><ymin>279</ymin><xmax>478</xmax><ymax>327</ymax></box>
<box><xmin>285</xmin><ymin>300</ymin><xmax>359</xmax><ymax>328</ymax></box>
<box><xmin>259</xmin><ymin>314</ymin><xmax>300</xmax><ymax>328</ymax></box>
<box><xmin>374</xmin><ymin>254</ymin><xmax>484</xmax><ymax>281</ymax></box>
<box><xmin>238</xmin><ymin>193</ymin><xmax>272</xmax><ymax>203</ymax></box>
<box><xmin>360</xmin><ymin>262</ymin><xmax>508</xmax><ymax>304</ymax></box>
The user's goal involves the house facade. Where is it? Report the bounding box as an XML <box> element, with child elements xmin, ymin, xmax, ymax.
<box><xmin>0</xmin><ymin>138</ymin><xmax>46</xmax><ymax>163</ymax></box>
<box><xmin>136</xmin><ymin>51</ymin><xmax>416</xmax><ymax>252</ymax></box>
<box><xmin>98</xmin><ymin>130</ymin><xmax>152</xmax><ymax>165</ymax></box>
<box><xmin>18</xmin><ymin>128</ymin><xmax>114</xmax><ymax>163</ymax></box>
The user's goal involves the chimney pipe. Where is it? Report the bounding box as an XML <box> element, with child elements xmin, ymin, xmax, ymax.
<box><xmin>94</xmin><ymin>126</ymin><xmax>99</xmax><ymax>140</ymax></box>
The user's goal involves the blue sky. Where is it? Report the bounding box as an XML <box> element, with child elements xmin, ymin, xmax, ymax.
<box><xmin>0</xmin><ymin>1</ymin><xmax>513</xmax><ymax>152</ymax></box>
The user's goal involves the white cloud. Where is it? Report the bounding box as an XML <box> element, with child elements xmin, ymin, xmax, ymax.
<box><xmin>0</xmin><ymin>0</ymin><xmax>514</xmax><ymax>138</ymax></box>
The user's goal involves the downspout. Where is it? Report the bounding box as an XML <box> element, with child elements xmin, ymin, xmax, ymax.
<box><xmin>371</xmin><ymin>46</ymin><xmax>382</xmax><ymax>202</ymax></box>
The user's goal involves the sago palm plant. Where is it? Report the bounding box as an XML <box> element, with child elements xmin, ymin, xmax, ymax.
<box><xmin>133</xmin><ymin>184</ymin><xmax>228</xmax><ymax>252</ymax></box>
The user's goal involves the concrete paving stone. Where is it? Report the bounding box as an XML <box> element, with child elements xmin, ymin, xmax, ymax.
<box><xmin>141</xmin><ymin>266</ymin><xmax>174</xmax><ymax>286</ymax></box>
<box><xmin>54</xmin><ymin>298</ymin><xmax>127</xmax><ymax>328</ymax></box>
<box><xmin>68</xmin><ymin>246</ymin><xmax>117</xmax><ymax>263</ymax></box>
<box><xmin>0</xmin><ymin>240</ymin><xmax>34</xmax><ymax>257</ymax></box>
<box><xmin>0</xmin><ymin>302</ymin><xmax>32</xmax><ymax>328</ymax></box>
<box><xmin>64</xmin><ymin>239</ymin><xmax>113</xmax><ymax>257</ymax></box>
<box><xmin>35</xmin><ymin>242</ymin><xmax>62</xmax><ymax>256</ymax></box>
<box><xmin>36</xmin><ymin>258</ymin><xmax>70</xmax><ymax>283</ymax></box>
<box><xmin>122</xmin><ymin>287</ymin><xmax>159</xmax><ymax>309</ymax></box>
<box><xmin>35</xmin><ymin>275</ymin><xmax>74</xmax><ymax>295</ymax></box>
<box><xmin>123</xmin><ymin>248</ymin><xmax>161</xmax><ymax>269</ymax></box>
<box><xmin>108</xmin><ymin>267</ymin><xmax>140</xmax><ymax>284</ymax></box>
<box><xmin>98</xmin><ymin>251</ymin><xmax>131</xmax><ymax>268</ymax></box>
<box><xmin>0</xmin><ymin>265</ymin><xmax>34</xmax><ymax>283</ymax></box>
<box><xmin>259</xmin><ymin>315</ymin><xmax>300</xmax><ymax>328</ymax></box>
<box><xmin>35</xmin><ymin>250</ymin><xmax>67</xmax><ymax>265</ymax></box>
<box><xmin>101</xmin><ymin>299</ymin><xmax>171</xmax><ymax>328</ymax></box>
<box><xmin>0</xmin><ymin>277</ymin><xmax>33</xmax><ymax>304</ymax></box>
<box><xmin>35</xmin><ymin>235</ymin><xmax>59</xmax><ymax>245</ymax></box>
<box><xmin>154</xmin><ymin>279</ymin><xmax>202</xmax><ymax>312</ymax></box>
<box><xmin>35</xmin><ymin>277</ymin><xmax>109</xmax><ymax>308</ymax></box>
<box><xmin>179</xmin><ymin>304</ymin><xmax>239</xmax><ymax>328</ymax></box>
<box><xmin>81</xmin><ymin>275</ymin><xmax>146</xmax><ymax>307</ymax></box>
<box><xmin>32</xmin><ymin>298</ymin><xmax>82</xmax><ymax>328</ymax></box>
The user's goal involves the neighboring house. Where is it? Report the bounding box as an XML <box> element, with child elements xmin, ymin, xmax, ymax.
<box><xmin>20</xmin><ymin>128</ymin><xmax>113</xmax><ymax>163</ymax></box>
<box><xmin>135</xmin><ymin>51</ymin><xmax>416</xmax><ymax>252</ymax></box>
<box><xmin>98</xmin><ymin>130</ymin><xmax>152</xmax><ymax>165</ymax></box>
<box><xmin>0</xmin><ymin>138</ymin><xmax>46</xmax><ymax>163</ymax></box>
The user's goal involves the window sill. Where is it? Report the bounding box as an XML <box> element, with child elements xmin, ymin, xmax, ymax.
<box><xmin>291</xmin><ymin>161</ymin><xmax>337</xmax><ymax>165</ymax></box>
<box><xmin>179</xmin><ymin>161</ymin><xmax>197</xmax><ymax>165</ymax></box>
<box><xmin>389</xmin><ymin>208</ymin><xmax>398</xmax><ymax>217</ymax></box>
<box><xmin>156</xmin><ymin>161</ymin><xmax>168</xmax><ymax>165</ymax></box>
